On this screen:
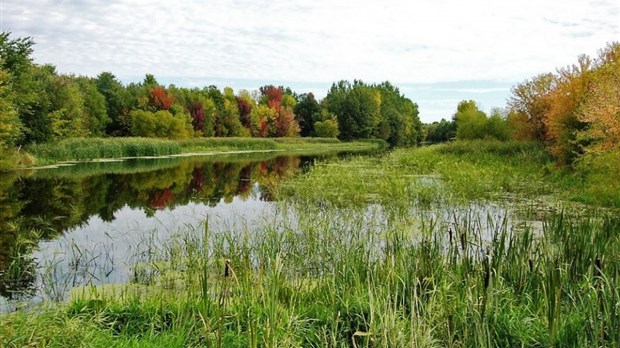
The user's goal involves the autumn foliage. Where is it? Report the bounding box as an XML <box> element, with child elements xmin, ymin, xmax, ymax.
<box><xmin>236</xmin><ymin>96</ymin><xmax>253</xmax><ymax>131</ymax></box>
<box><xmin>188</xmin><ymin>102</ymin><xmax>205</xmax><ymax>132</ymax></box>
<box><xmin>149</xmin><ymin>86</ymin><xmax>174</xmax><ymax>111</ymax></box>
<box><xmin>508</xmin><ymin>42</ymin><xmax>620</xmax><ymax>166</ymax></box>
<box><xmin>254</xmin><ymin>85</ymin><xmax>300</xmax><ymax>137</ymax></box>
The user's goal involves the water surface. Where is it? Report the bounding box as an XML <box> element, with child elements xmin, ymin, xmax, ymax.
<box><xmin>0</xmin><ymin>151</ymin><xmax>353</xmax><ymax>312</ymax></box>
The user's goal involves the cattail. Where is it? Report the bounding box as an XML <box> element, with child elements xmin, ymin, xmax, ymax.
<box><xmin>594</xmin><ymin>256</ymin><xmax>603</xmax><ymax>278</ymax></box>
<box><xmin>460</xmin><ymin>231</ymin><xmax>467</xmax><ymax>252</ymax></box>
<box><xmin>483</xmin><ymin>248</ymin><xmax>491</xmax><ymax>289</ymax></box>
<box><xmin>224</xmin><ymin>259</ymin><xmax>231</xmax><ymax>278</ymax></box>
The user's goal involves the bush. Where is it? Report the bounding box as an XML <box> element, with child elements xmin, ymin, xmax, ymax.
<box><xmin>313</xmin><ymin>120</ymin><xmax>340</xmax><ymax>138</ymax></box>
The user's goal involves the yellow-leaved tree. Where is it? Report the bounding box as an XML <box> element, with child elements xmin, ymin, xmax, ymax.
<box><xmin>578</xmin><ymin>43</ymin><xmax>620</xmax><ymax>154</ymax></box>
<box><xmin>543</xmin><ymin>55</ymin><xmax>591</xmax><ymax>165</ymax></box>
<box><xmin>0</xmin><ymin>70</ymin><xmax>22</xmax><ymax>151</ymax></box>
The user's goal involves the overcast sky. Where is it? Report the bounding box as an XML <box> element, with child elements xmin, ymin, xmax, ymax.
<box><xmin>2</xmin><ymin>0</ymin><xmax>619</xmax><ymax>122</ymax></box>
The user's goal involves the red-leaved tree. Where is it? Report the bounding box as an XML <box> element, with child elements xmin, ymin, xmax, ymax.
<box><xmin>149</xmin><ymin>86</ymin><xmax>174</xmax><ymax>110</ymax></box>
<box><xmin>236</xmin><ymin>96</ymin><xmax>253</xmax><ymax>131</ymax></box>
<box><xmin>188</xmin><ymin>102</ymin><xmax>205</xmax><ymax>131</ymax></box>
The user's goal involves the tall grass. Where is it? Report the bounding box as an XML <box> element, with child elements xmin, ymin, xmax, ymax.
<box><xmin>178</xmin><ymin>137</ymin><xmax>280</xmax><ymax>152</ymax></box>
<box><xmin>21</xmin><ymin>137</ymin><xmax>384</xmax><ymax>167</ymax></box>
<box><xmin>278</xmin><ymin>140</ymin><xmax>554</xmax><ymax>207</ymax></box>
<box><xmin>2</xmin><ymin>205</ymin><xmax>618</xmax><ymax>347</ymax></box>
<box><xmin>26</xmin><ymin>137</ymin><xmax>182</xmax><ymax>163</ymax></box>
<box><xmin>2</xmin><ymin>140</ymin><xmax>618</xmax><ymax>347</ymax></box>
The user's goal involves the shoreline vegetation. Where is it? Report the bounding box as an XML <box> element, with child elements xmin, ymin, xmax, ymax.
<box><xmin>2</xmin><ymin>137</ymin><xmax>386</xmax><ymax>170</ymax></box>
<box><xmin>2</xmin><ymin>141</ymin><xmax>620</xmax><ymax>347</ymax></box>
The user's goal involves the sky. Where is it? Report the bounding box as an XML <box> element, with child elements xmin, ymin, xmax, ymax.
<box><xmin>2</xmin><ymin>0</ymin><xmax>619</xmax><ymax>122</ymax></box>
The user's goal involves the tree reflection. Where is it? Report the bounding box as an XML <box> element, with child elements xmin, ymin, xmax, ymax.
<box><xmin>0</xmin><ymin>155</ymin><xmax>305</xmax><ymax>299</ymax></box>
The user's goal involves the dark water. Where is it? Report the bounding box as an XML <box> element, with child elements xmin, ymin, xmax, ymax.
<box><xmin>0</xmin><ymin>151</ymin><xmax>361</xmax><ymax>312</ymax></box>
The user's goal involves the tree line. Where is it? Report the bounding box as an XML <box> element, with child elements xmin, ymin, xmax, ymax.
<box><xmin>4</xmin><ymin>31</ymin><xmax>617</xmax><ymax>169</ymax></box>
<box><xmin>0</xmin><ymin>32</ymin><xmax>423</xmax><ymax>156</ymax></box>
<box><xmin>424</xmin><ymin>42</ymin><xmax>620</xmax><ymax>171</ymax></box>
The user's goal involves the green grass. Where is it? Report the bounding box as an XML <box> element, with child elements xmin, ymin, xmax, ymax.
<box><xmin>3</xmin><ymin>207</ymin><xmax>619</xmax><ymax>347</ymax></box>
<box><xmin>177</xmin><ymin>137</ymin><xmax>279</xmax><ymax>152</ymax></box>
<box><xmin>19</xmin><ymin>137</ymin><xmax>384</xmax><ymax>168</ymax></box>
<box><xmin>278</xmin><ymin>140</ymin><xmax>554</xmax><ymax>208</ymax></box>
<box><xmin>26</xmin><ymin>137</ymin><xmax>183</xmax><ymax>164</ymax></box>
<box><xmin>2</xmin><ymin>140</ymin><xmax>619</xmax><ymax>347</ymax></box>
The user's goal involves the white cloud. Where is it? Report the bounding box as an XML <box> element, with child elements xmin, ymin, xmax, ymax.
<box><xmin>2</xmin><ymin>0</ymin><xmax>619</xmax><ymax>122</ymax></box>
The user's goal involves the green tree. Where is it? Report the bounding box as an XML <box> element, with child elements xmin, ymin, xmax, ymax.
<box><xmin>129</xmin><ymin>109</ymin><xmax>192</xmax><ymax>139</ymax></box>
<box><xmin>95</xmin><ymin>72</ymin><xmax>129</xmax><ymax>136</ymax></box>
<box><xmin>294</xmin><ymin>93</ymin><xmax>320</xmax><ymax>137</ymax></box>
<box><xmin>485</xmin><ymin>108</ymin><xmax>511</xmax><ymax>141</ymax></box>
<box><xmin>454</xmin><ymin>100</ymin><xmax>488</xmax><ymax>140</ymax></box>
<box><xmin>0</xmin><ymin>33</ymin><xmax>54</xmax><ymax>144</ymax></box>
<box><xmin>0</xmin><ymin>32</ymin><xmax>34</xmax><ymax>78</ymax></box>
<box><xmin>201</xmin><ymin>97</ymin><xmax>217</xmax><ymax>137</ymax></box>
<box><xmin>313</xmin><ymin>109</ymin><xmax>340</xmax><ymax>138</ymax></box>
<box><xmin>143</xmin><ymin>74</ymin><xmax>159</xmax><ymax>88</ymax></box>
<box><xmin>75</xmin><ymin>76</ymin><xmax>110</xmax><ymax>136</ymax></box>
<box><xmin>47</xmin><ymin>74</ymin><xmax>89</xmax><ymax>139</ymax></box>
<box><xmin>204</xmin><ymin>86</ymin><xmax>227</xmax><ymax>136</ymax></box>
<box><xmin>221</xmin><ymin>87</ymin><xmax>247</xmax><ymax>137</ymax></box>
<box><xmin>313</xmin><ymin>120</ymin><xmax>339</xmax><ymax>138</ymax></box>
<box><xmin>400</xmin><ymin>97</ymin><xmax>422</xmax><ymax>146</ymax></box>
<box><xmin>17</xmin><ymin>65</ymin><xmax>54</xmax><ymax>144</ymax></box>
<box><xmin>424</xmin><ymin>119</ymin><xmax>456</xmax><ymax>143</ymax></box>
<box><xmin>324</xmin><ymin>80</ymin><xmax>381</xmax><ymax>140</ymax></box>
<box><xmin>375</xmin><ymin>82</ymin><xmax>421</xmax><ymax>146</ymax></box>
<box><xmin>0</xmin><ymin>70</ymin><xmax>22</xmax><ymax>149</ymax></box>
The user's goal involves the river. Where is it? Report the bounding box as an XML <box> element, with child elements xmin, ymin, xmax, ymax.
<box><xmin>0</xmin><ymin>150</ymin><xmax>363</xmax><ymax>312</ymax></box>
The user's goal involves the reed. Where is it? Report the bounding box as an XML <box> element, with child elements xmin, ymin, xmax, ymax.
<box><xmin>20</xmin><ymin>137</ymin><xmax>383</xmax><ymax>168</ymax></box>
<box><xmin>2</xmin><ymin>141</ymin><xmax>619</xmax><ymax>347</ymax></box>
<box><xmin>26</xmin><ymin>137</ymin><xmax>182</xmax><ymax>164</ymax></box>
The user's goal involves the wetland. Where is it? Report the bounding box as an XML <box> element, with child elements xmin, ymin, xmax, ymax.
<box><xmin>1</xmin><ymin>141</ymin><xmax>619</xmax><ymax>347</ymax></box>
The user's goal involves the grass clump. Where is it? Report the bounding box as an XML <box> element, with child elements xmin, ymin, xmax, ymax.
<box><xmin>4</xmin><ymin>206</ymin><xmax>619</xmax><ymax>347</ymax></box>
<box><xmin>26</xmin><ymin>137</ymin><xmax>182</xmax><ymax>164</ymax></box>
<box><xmin>279</xmin><ymin>140</ymin><xmax>554</xmax><ymax>208</ymax></box>
<box><xmin>2</xmin><ymin>140</ymin><xmax>619</xmax><ymax>347</ymax></box>
<box><xmin>178</xmin><ymin>137</ymin><xmax>279</xmax><ymax>152</ymax></box>
<box><xmin>19</xmin><ymin>137</ymin><xmax>384</xmax><ymax>168</ymax></box>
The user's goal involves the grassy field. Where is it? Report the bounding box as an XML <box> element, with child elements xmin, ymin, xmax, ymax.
<box><xmin>1</xmin><ymin>137</ymin><xmax>385</xmax><ymax>169</ymax></box>
<box><xmin>1</xmin><ymin>141</ymin><xmax>619</xmax><ymax>347</ymax></box>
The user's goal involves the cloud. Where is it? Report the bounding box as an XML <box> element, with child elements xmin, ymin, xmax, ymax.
<box><xmin>2</xmin><ymin>0</ymin><xmax>619</xmax><ymax>122</ymax></box>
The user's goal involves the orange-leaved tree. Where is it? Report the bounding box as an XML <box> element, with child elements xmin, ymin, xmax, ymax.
<box><xmin>543</xmin><ymin>55</ymin><xmax>591</xmax><ymax>165</ymax></box>
<box><xmin>508</xmin><ymin>73</ymin><xmax>556</xmax><ymax>142</ymax></box>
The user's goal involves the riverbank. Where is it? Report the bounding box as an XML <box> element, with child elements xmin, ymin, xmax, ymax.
<box><xmin>0</xmin><ymin>137</ymin><xmax>386</xmax><ymax>170</ymax></box>
<box><xmin>1</xmin><ymin>141</ymin><xmax>619</xmax><ymax>347</ymax></box>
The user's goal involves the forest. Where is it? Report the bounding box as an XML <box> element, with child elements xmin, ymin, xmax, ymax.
<box><xmin>0</xmin><ymin>32</ymin><xmax>421</xmax><ymax>164</ymax></box>
<box><xmin>3</xmin><ymin>31</ymin><xmax>620</xmax><ymax>178</ymax></box>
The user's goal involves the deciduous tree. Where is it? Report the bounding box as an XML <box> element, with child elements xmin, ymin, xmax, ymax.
<box><xmin>508</xmin><ymin>73</ymin><xmax>556</xmax><ymax>141</ymax></box>
<box><xmin>0</xmin><ymin>70</ymin><xmax>22</xmax><ymax>149</ymax></box>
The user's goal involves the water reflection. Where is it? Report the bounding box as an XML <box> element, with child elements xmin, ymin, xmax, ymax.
<box><xmin>0</xmin><ymin>153</ymin><xmax>320</xmax><ymax>307</ymax></box>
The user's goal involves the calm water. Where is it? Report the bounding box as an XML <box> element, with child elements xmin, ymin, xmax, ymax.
<box><xmin>0</xmin><ymin>151</ymin><xmax>354</xmax><ymax>312</ymax></box>
<box><xmin>0</xmin><ymin>149</ymin><xmax>551</xmax><ymax>313</ymax></box>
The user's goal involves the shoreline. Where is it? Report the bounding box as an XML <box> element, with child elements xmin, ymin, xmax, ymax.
<box><xmin>5</xmin><ymin>138</ymin><xmax>385</xmax><ymax>171</ymax></box>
